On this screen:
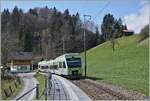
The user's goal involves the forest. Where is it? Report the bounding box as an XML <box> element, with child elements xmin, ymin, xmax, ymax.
<box><xmin>1</xmin><ymin>6</ymin><xmax>127</xmax><ymax>64</ymax></box>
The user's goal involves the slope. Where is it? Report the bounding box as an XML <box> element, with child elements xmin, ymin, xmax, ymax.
<box><xmin>82</xmin><ymin>35</ymin><xmax>149</xmax><ymax>95</ymax></box>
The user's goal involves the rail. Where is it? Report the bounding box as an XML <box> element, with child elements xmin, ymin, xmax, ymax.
<box><xmin>47</xmin><ymin>75</ymin><xmax>70</xmax><ymax>100</ymax></box>
<box><xmin>16</xmin><ymin>83</ymin><xmax>39</xmax><ymax>100</ymax></box>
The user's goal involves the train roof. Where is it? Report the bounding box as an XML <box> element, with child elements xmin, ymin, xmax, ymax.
<box><xmin>58</xmin><ymin>53</ymin><xmax>80</xmax><ymax>57</ymax></box>
<box><xmin>55</xmin><ymin>53</ymin><xmax>80</xmax><ymax>60</ymax></box>
<box><xmin>64</xmin><ymin>53</ymin><xmax>80</xmax><ymax>55</ymax></box>
<box><xmin>38</xmin><ymin>60</ymin><xmax>48</xmax><ymax>65</ymax></box>
<box><xmin>47</xmin><ymin>59</ymin><xmax>53</xmax><ymax>64</ymax></box>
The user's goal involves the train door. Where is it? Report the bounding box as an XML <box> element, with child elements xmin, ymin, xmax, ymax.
<box><xmin>62</xmin><ymin>61</ymin><xmax>67</xmax><ymax>75</ymax></box>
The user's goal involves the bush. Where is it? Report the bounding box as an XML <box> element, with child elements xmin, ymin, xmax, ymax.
<box><xmin>139</xmin><ymin>24</ymin><xmax>149</xmax><ymax>41</ymax></box>
<box><xmin>34</xmin><ymin>70</ymin><xmax>40</xmax><ymax>77</ymax></box>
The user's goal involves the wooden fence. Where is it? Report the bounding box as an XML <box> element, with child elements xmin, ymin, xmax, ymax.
<box><xmin>2</xmin><ymin>77</ymin><xmax>21</xmax><ymax>100</ymax></box>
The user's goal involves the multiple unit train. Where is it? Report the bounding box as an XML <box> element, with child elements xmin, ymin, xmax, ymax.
<box><xmin>38</xmin><ymin>53</ymin><xmax>82</xmax><ymax>77</ymax></box>
<box><xmin>38</xmin><ymin>60</ymin><xmax>50</xmax><ymax>73</ymax></box>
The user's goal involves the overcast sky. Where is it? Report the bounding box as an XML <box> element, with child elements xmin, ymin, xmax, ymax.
<box><xmin>1</xmin><ymin>0</ymin><xmax>149</xmax><ymax>33</ymax></box>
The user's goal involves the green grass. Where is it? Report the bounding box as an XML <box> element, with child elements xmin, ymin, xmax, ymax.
<box><xmin>34</xmin><ymin>72</ymin><xmax>46</xmax><ymax>100</ymax></box>
<box><xmin>82</xmin><ymin>35</ymin><xmax>149</xmax><ymax>95</ymax></box>
<box><xmin>1</xmin><ymin>77</ymin><xmax>23</xmax><ymax>100</ymax></box>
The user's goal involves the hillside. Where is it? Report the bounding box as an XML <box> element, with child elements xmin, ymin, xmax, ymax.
<box><xmin>82</xmin><ymin>35</ymin><xmax>149</xmax><ymax>95</ymax></box>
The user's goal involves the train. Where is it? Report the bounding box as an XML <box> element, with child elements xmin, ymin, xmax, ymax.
<box><xmin>38</xmin><ymin>53</ymin><xmax>82</xmax><ymax>78</ymax></box>
<box><xmin>38</xmin><ymin>60</ymin><xmax>50</xmax><ymax>73</ymax></box>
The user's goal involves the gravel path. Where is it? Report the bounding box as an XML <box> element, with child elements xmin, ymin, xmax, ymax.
<box><xmin>14</xmin><ymin>72</ymin><xmax>38</xmax><ymax>100</ymax></box>
<box><xmin>71</xmin><ymin>79</ymin><xmax>148</xmax><ymax>100</ymax></box>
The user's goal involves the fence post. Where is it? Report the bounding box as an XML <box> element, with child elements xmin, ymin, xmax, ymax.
<box><xmin>36</xmin><ymin>83</ymin><xmax>39</xmax><ymax>100</ymax></box>
<box><xmin>3</xmin><ymin>89</ymin><xmax>9</xmax><ymax>97</ymax></box>
<box><xmin>14</xmin><ymin>81</ymin><xmax>18</xmax><ymax>88</ymax></box>
<box><xmin>48</xmin><ymin>72</ymin><xmax>52</xmax><ymax>95</ymax></box>
<box><xmin>9</xmin><ymin>86</ymin><xmax>13</xmax><ymax>93</ymax></box>
<box><xmin>17</xmin><ymin>77</ymin><xmax>21</xmax><ymax>84</ymax></box>
<box><xmin>45</xmin><ymin>76</ymin><xmax>47</xmax><ymax>100</ymax></box>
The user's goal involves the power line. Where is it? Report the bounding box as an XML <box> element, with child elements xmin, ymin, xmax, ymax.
<box><xmin>93</xmin><ymin>0</ymin><xmax>112</xmax><ymax>20</ymax></box>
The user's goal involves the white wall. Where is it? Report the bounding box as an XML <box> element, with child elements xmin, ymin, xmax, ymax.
<box><xmin>10</xmin><ymin>65</ymin><xmax>31</xmax><ymax>72</ymax></box>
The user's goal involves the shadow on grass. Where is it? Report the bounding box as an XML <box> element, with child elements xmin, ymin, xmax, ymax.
<box><xmin>86</xmin><ymin>76</ymin><xmax>103</xmax><ymax>80</ymax></box>
<box><xmin>69</xmin><ymin>76</ymin><xmax>103</xmax><ymax>80</ymax></box>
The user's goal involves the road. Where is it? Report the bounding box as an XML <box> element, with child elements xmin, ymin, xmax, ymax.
<box><xmin>14</xmin><ymin>72</ymin><xmax>38</xmax><ymax>100</ymax></box>
<box><xmin>47</xmin><ymin>74</ymin><xmax>92</xmax><ymax>101</ymax></box>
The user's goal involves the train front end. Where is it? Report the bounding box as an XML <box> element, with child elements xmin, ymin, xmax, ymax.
<box><xmin>65</xmin><ymin>54</ymin><xmax>82</xmax><ymax>78</ymax></box>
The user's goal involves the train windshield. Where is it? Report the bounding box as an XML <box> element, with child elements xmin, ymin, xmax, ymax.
<box><xmin>41</xmin><ymin>66</ymin><xmax>48</xmax><ymax>69</ymax></box>
<box><xmin>66</xmin><ymin>58</ymin><xmax>81</xmax><ymax>68</ymax></box>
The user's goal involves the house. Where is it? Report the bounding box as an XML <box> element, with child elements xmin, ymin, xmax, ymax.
<box><xmin>123</xmin><ymin>30</ymin><xmax>134</xmax><ymax>36</ymax></box>
<box><xmin>7</xmin><ymin>52</ymin><xmax>33</xmax><ymax>73</ymax></box>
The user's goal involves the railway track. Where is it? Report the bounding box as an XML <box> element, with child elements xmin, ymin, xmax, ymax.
<box><xmin>48</xmin><ymin>75</ymin><xmax>71</xmax><ymax>100</ymax></box>
<box><xmin>71</xmin><ymin>79</ymin><xmax>146</xmax><ymax>100</ymax></box>
<box><xmin>42</xmin><ymin>72</ymin><xmax>146</xmax><ymax>100</ymax></box>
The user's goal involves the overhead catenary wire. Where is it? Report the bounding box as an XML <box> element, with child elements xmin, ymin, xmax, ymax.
<box><xmin>93</xmin><ymin>0</ymin><xmax>112</xmax><ymax>20</ymax></box>
<box><xmin>82</xmin><ymin>0</ymin><xmax>112</xmax><ymax>32</ymax></box>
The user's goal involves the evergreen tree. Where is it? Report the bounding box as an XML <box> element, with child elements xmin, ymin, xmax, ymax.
<box><xmin>24</xmin><ymin>31</ymin><xmax>33</xmax><ymax>52</ymax></box>
<box><xmin>117</xmin><ymin>18</ymin><xmax>123</xmax><ymax>37</ymax></box>
<box><xmin>29</xmin><ymin>8</ymin><xmax>38</xmax><ymax>16</ymax></box>
<box><xmin>11</xmin><ymin>6</ymin><xmax>23</xmax><ymax>32</ymax></box>
<box><xmin>1</xmin><ymin>9</ymin><xmax>10</xmax><ymax>32</ymax></box>
<box><xmin>123</xmin><ymin>24</ymin><xmax>127</xmax><ymax>30</ymax></box>
<box><xmin>95</xmin><ymin>26</ymin><xmax>100</xmax><ymax>44</ymax></box>
<box><xmin>63</xmin><ymin>9</ymin><xmax>69</xmax><ymax>20</ymax></box>
<box><xmin>101</xmin><ymin>13</ymin><xmax>115</xmax><ymax>41</ymax></box>
<box><xmin>101</xmin><ymin>14</ymin><xmax>125</xmax><ymax>41</ymax></box>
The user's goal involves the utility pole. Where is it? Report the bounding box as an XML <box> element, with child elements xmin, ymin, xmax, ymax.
<box><xmin>62</xmin><ymin>36</ymin><xmax>65</xmax><ymax>54</ymax></box>
<box><xmin>83</xmin><ymin>14</ymin><xmax>91</xmax><ymax>77</ymax></box>
<box><xmin>46</xmin><ymin>46</ymin><xmax>48</xmax><ymax>59</ymax></box>
<box><xmin>46</xmin><ymin>36</ymin><xmax>49</xmax><ymax>59</ymax></box>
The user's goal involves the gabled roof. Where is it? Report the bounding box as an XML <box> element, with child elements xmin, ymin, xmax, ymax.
<box><xmin>8</xmin><ymin>52</ymin><xmax>33</xmax><ymax>60</ymax></box>
<box><xmin>123</xmin><ymin>30</ymin><xmax>134</xmax><ymax>32</ymax></box>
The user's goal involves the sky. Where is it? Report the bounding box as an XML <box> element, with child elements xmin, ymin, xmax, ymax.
<box><xmin>1</xmin><ymin>0</ymin><xmax>149</xmax><ymax>33</ymax></box>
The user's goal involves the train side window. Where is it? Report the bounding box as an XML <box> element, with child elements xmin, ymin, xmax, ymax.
<box><xmin>59</xmin><ymin>62</ymin><xmax>62</xmax><ymax>68</ymax></box>
<box><xmin>56</xmin><ymin>65</ymin><xmax>59</xmax><ymax>69</ymax></box>
<box><xmin>63</xmin><ymin>62</ymin><xmax>66</xmax><ymax>68</ymax></box>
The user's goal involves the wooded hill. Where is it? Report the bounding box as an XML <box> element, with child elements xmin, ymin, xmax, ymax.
<box><xmin>2</xmin><ymin>6</ymin><xmax>100</xmax><ymax>64</ymax></box>
<box><xmin>1</xmin><ymin>6</ymin><xmax>131</xmax><ymax>64</ymax></box>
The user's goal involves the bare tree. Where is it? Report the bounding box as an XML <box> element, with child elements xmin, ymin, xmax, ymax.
<box><xmin>1</xmin><ymin>31</ymin><xmax>20</xmax><ymax>64</ymax></box>
<box><xmin>110</xmin><ymin>25</ymin><xmax>119</xmax><ymax>52</ymax></box>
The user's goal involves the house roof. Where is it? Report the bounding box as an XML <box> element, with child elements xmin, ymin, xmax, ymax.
<box><xmin>8</xmin><ymin>52</ymin><xmax>33</xmax><ymax>60</ymax></box>
<box><xmin>123</xmin><ymin>30</ymin><xmax>134</xmax><ymax>32</ymax></box>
